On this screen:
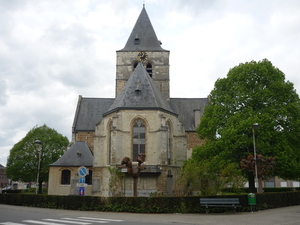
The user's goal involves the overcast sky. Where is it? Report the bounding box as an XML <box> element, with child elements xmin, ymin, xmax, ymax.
<box><xmin>1</xmin><ymin>0</ymin><xmax>300</xmax><ymax>166</ymax></box>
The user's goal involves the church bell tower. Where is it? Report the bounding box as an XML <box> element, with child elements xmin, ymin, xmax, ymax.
<box><xmin>116</xmin><ymin>6</ymin><xmax>170</xmax><ymax>103</ymax></box>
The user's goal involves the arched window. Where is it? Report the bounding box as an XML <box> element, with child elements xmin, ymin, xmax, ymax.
<box><xmin>146</xmin><ymin>63</ymin><xmax>152</xmax><ymax>77</ymax></box>
<box><xmin>86</xmin><ymin>170</ymin><xmax>93</xmax><ymax>185</ymax></box>
<box><xmin>61</xmin><ymin>170</ymin><xmax>70</xmax><ymax>185</ymax></box>
<box><xmin>166</xmin><ymin>122</ymin><xmax>171</xmax><ymax>165</ymax></box>
<box><xmin>109</xmin><ymin>122</ymin><xmax>113</xmax><ymax>165</ymax></box>
<box><xmin>133</xmin><ymin>119</ymin><xmax>145</xmax><ymax>161</ymax></box>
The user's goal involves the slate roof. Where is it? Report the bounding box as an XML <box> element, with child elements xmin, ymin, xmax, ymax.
<box><xmin>170</xmin><ymin>98</ymin><xmax>209</xmax><ymax>131</ymax></box>
<box><xmin>72</xmin><ymin>96</ymin><xmax>114</xmax><ymax>132</ymax></box>
<box><xmin>73</xmin><ymin>97</ymin><xmax>208</xmax><ymax>132</ymax></box>
<box><xmin>50</xmin><ymin>141</ymin><xmax>93</xmax><ymax>167</ymax></box>
<box><xmin>103</xmin><ymin>62</ymin><xmax>175</xmax><ymax>116</ymax></box>
<box><xmin>118</xmin><ymin>6</ymin><xmax>168</xmax><ymax>52</ymax></box>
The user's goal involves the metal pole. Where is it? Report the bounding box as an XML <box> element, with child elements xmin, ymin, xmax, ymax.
<box><xmin>36</xmin><ymin>150</ymin><xmax>41</xmax><ymax>194</ymax></box>
<box><xmin>252</xmin><ymin>127</ymin><xmax>259</xmax><ymax>193</ymax></box>
<box><xmin>123</xmin><ymin>174</ymin><xmax>126</xmax><ymax>196</ymax></box>
<box><xmin>34</xmin><ymin>140</ymin><xmax>42</xmax><ymax>194</ymax></box>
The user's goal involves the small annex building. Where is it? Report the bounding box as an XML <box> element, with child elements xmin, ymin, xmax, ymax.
<box><xmin>48</xmin><ymin>6</ymin><xmax>208</xmax><ymax>197</ymax></box>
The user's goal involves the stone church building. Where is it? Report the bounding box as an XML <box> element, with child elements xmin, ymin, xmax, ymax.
<box><xmin>48</xmin><ymin>6</ymin><xmax>208</xmax><ymax>196</ymax></box>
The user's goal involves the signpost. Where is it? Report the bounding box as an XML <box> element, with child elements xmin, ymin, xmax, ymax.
<box><xmin>121</xmin><ymin>168</ymin><xmax>127</xmax><ymax>196</ymax></box>
<box><xmin>77</xmin><ymin>166</ymin><xmax>88</xmax><ymax>196</ymax></box>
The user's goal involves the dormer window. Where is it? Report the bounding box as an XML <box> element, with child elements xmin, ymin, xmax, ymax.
<box><xmin>146</xmin><ymin>63</ymin><xmax>152</xmax><ymax>77</ymax></box>
<box><xmin>134</xmin><ymin>38</ymin><xmax>140</xmax><ymax>45</ymax></box>
<box><xmin>134</xmin><ymin>34</ymin><xmax>140</xmax><ymax>45</ymax></box>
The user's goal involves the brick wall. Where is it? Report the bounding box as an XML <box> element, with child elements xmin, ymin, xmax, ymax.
<box><xmin>186</xmin><ymin>132</ymin><xmax>205</xmax><ymax>159</ymax></box>
<box><xmin>186</xmin><ymin>132</ymin><xmax>205</xmax><ymax>149</ymax></box>
<box><xmin>75</xmin><ymin>132</ymin><xmax>95</xmax><ymax>152</ymax></box>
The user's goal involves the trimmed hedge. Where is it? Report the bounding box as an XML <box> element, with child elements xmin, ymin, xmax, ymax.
<box><xmin>263</xmin><ymin>187</ymin><xmax>300</xmax><ymax>193</ymax></box>
<box><xmin>1</xmin><ymin>192</ymin><xmax>300</xmax><ymax>213</ymax></box>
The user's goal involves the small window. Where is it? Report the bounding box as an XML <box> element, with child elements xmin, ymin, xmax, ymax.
<box><xmin>61</xmin><ymin>170</ymin><xmax>70</xmax><ymax>185</ymax></box>
<box><xmin>86</xmin><ymin>170</ymin><xmax>93</xmax><ymax>185</ymax></box>
<box><xmin>134</xmin><ymin>37</ymin><xmax>140</xmax><ymax>45</ymax></box>
<box><xmin>146</xmin><ymin>63</ymin><xmax>152</xmax><ymax>77</ymax></box>
<box><xmin>265</xmin><ymin>181</ymin><xmax>275</xmax><ymax>188</ymax></box>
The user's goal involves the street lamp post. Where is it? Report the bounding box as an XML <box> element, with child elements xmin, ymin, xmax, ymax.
<box><xmin>252</xmin><ymin>123</ymin><xmax>260</xmax><ymax>193</ymax></box>
<box><xmin>34</xmin><ymin>140</ymin><xmax>42</xmax><ymax>194</ymax></box>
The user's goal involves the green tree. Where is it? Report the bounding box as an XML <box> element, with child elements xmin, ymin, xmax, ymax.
<box><xmin>195</xmin><ymin>59</ymin><xmax>300</xmax><ymax>192</ymax></box>
<box><xmin>6</xmin><ymin>125</ymin><xmax>69</xmax><ymax>194</ymax></box>
<box><xmin>176</xmin><ymin>155</ymin><xmax>246</xmax><ymax>196</ymax></box>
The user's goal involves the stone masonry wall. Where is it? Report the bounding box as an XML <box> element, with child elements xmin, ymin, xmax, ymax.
<box><xmin>116</xmin><ymin>51</ymin><xmax>170</xmax><ymax>101</ymax></box>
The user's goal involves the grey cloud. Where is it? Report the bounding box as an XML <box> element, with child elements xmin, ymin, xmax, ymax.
<box><xmin>42</xmin><ymin>23</ymin><xmax>95</xmax><ymax>50</ymax></box>
<box><xmin>0</xmin><ymin>79</ymin><xmax>8</xmax><ymax>105</ymax></box>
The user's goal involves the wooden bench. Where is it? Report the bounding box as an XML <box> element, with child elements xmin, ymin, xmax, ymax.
<box><xmin>200</xmin><ymin>198</ymin><xmax>241</xmax><ymax>213</ymax></box>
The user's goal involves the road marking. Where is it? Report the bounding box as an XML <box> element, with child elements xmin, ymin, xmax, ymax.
<box><xmin>23</xmin><ymin>220</ymin><xmax>65</xmax><ymax>225</ymax></box>
<box><xmin>0</xmin><ymin>217</ymin><xmax>124</xmax><ymax>225</ymax></box>
<box><xmin>78</xmin><ymin>217</ymin><xmax>124</xmax><ymax>222</ymax></box>
<box><xmin>43</xmin><ymin>219</ymin><xmax>91</xmax><ymax>224</ymax></box>
<box><xmin>0</xmin><ymin>223</ymin><xmax>26</xmax><ymax>225</ymax></box>
<box><xmin>61</xmin><ymin>218</ymin><xmax>108</xmax><ymax>223</ymax></box>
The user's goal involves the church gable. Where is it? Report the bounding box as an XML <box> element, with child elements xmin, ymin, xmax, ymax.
<box><xmin>94</xmin><ymin>109</ymin><xmax>186</xmax><ymax>167</ymax></box>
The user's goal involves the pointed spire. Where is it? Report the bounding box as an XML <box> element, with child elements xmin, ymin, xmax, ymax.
<box><xmin>119</xmin><ymin>7</ymin><xmax>167</xmax><ymax>51</ymax></box>
<box><xmin>103</xmin><ymin>62</ymin><xmax>175</xmax><ymax>116</ymax></box>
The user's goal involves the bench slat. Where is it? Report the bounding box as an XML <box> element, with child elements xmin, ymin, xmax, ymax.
<box><xmin>204</xmin><ymin>204</ymin><xmax>241</xmax><ymax>207</ymax></box>
<box><xmin>200</xmin><ymin>198</ymin><xmax>241</xmax><ymax>213</ymax></box>
<box><xmin>200</xmin><ymin>198</ymin><xmax>239</xmax><ymax>204</ymax></box>
<box><xmin>201</xmin><ymin>200</ymin><xmax>239</xmax><ymax>204</ymax></box>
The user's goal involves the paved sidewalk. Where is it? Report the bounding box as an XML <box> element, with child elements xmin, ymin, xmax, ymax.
<box><xmin>1</xmin><ymin>204</ymin><xmax>300</xmax><ymax>225</ymax></box>
<box><xmin>116</xmin><ymin>205</ymin><xmax>300</xmax><ymax>225</ymax></box>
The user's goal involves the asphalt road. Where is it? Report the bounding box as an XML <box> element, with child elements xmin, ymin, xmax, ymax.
<box><xmin>1</xmin><ymin>204</ymin><xmax>300</xmax><ymax>225</ymax></box>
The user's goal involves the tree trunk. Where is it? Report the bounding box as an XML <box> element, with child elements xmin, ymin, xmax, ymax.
<box><xmin>38</xmin><ymin>181</ymin><xmax>43</xmax><ymax>194</ymax></box>
<box><xmin>258</xmin><ymin>177</ymin><xmax>263</xmax><ymax>193</ymax></box>
<box><xmin>248</xmin><ymin>172</ymin><xmax>256</xmax><ymax>193</ymax></box>
<box><xmin>133</xmin><ymin>177</ymin><xmax>138</xmax><ymax>197</ymax></box>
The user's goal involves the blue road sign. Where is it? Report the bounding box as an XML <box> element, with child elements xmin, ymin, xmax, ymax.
<box><xmin>79</xmin><ymin>187</ymin><xmax>85</xmax><ymax>196</ymax></box>
<box><xmin>79</xmin><ymin>177</ymin><xmax>86</xmax><ymax>183</ymax></box>
<box><xmin>78</xmin><ymin>166</ymin><xmax>88</xmax><ymax>177</ymax></box>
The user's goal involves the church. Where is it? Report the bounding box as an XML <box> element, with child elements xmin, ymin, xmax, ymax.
<box><xmin>48</xmin><ymin>6</ymin><xmax>208</xmax><ymax>196</ymax></box>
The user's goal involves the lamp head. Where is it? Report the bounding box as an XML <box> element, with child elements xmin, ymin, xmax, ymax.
<box><xmin>252</xmin><ymin>123</ymin><xmax>260</xmax><ymax>129</ymax></box>
<box><xmin>34</xmin><ymin>140</ymin><xmax>42</xmax><ymax>145</ymax></box>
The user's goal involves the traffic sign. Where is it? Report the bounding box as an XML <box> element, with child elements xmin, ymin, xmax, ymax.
<box><xmin>78</xmin><ymin>166</ymin><xmax>88</xmax><ymax>177</ymax></box>
<box><xmin>77</xmin><ymin>183</ymin><xmax>88</xmax><ymax>187</ymax></box>
<box><xmin>79</xmin><ymin>187</ymin><xmax>85</xmax><ymax>196</ymax></box>
<box><xmin>79</xmin><ymin>177</ymin><xmax>85</xmax><ymax>183</ymax></box>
